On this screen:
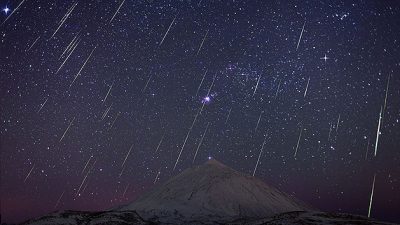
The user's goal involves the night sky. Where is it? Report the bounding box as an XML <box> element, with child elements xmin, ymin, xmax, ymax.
<box><xmin>1</xmin><ymin>0</ymin><xmax>400</xmax><ymax>224</ymax></box>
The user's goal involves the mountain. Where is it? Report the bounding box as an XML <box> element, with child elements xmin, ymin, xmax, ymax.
<box><xmin>117</xmin><ymin>159</ymin><xmax>310</xmax><ymax>224</ymax></box>
<box><xmin>16</xmin><ymin>159</ymin><xmax>398</xmax><ymax>225</ymax></box>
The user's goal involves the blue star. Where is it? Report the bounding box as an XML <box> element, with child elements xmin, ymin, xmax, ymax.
<box><xmin>2</xmin><ymin>6</ymin><xmax>10</xmax><ymax>15</ymax></box>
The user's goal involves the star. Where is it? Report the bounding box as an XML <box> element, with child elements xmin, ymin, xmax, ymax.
<box><xmin>2</xmin><ymin>6</ymin><xmax>10</xmax><ymax>15</ymax></box>
<box><xmin>202</xmin><ymin>96</ymin><xmax>211</xmax><ymax>103</ymax></box>
<box><xmin>320</xmin><ymin>54</ymin><xmax>329</xmax><ymax>63</ymax></box>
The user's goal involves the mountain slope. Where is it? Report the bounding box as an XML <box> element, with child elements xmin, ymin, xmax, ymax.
<box><xmin>118</xmin><ymin>159</ymin><xmax>310</xmax><ymax>224</ymax></box>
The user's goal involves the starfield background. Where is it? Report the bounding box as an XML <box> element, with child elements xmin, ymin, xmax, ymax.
<box><xmin>1</xmin><ymin>0</ymin><xmax>399</xmax><ymax>224</ymax></box>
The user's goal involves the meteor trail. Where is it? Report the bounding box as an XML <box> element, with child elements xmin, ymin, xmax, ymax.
<box><xmin>122</xmin><ymin>183</ymin><xmax>129</xmax><ymax>198</ymax></box>
<box><xmin>225</xmin><ymin>107</ymin><xmax>232</xmax><ymax>124</ymax></box>
<box><xmin>101</xmin><ymin>104</ymin><xmax>112</xmax><ymax>120</ymax></box>
<box><xmin>174</xmin><ymin>107</ymin><xmax>202</xmax><ymax>171</ymax></box>
<box><xmin>59</xmin><ymin>32</ymin><xmax>81</xmax><ymax>59</ymax></box>
<box><xmin>296</xmin><ymin>20</ymin><xmax>306</xmax><ymax>51</ymax></box>
<box><xmin>56</xmin><ymin>39</ymin><xmax>81</xmax><ymax>74</ymax></box>
<box><xmin>1</xmin><ymin>0</ymin><xmax>27</xmax><ymax>26</ymax></box>
<box><xmin>293</xmin><ymin>126</ymin><xmax>303</xmax><ymax>158</ymax></box>
<box><xmin>328</xmin><ymin>122</ymin><xmax>333</xmax><ymax>141</ymax></box>
<box><xmin>59</xmin><ymin>117</ymin><xmax>75</xmax><ymax>143</ymax></box>
<box><xmin>195</xmin><ymin>69</ymin><xmax>207</xmax><ymax>96</ymax></box>
<box><xmin>103</xmin><ymin>80</ymin><xmax>115</xmax><ymax>103</ymax></box>
<box><xmin>81</xmin><ymin>155</ymin><xmax>93</xmax><ymax>175</ymax></box>
<box><xmin>142</xmin><ymin>73</ymin><xmax>153</xmax><ymax>93</ymax></box>
<box><xmin>336</xmin><ymin>114</ymin><xmax>341</xmax><ymax>133</ymax></box>
<box><xmin>26</xmin><ymin>36</ymin><xmax>40</xmax><ymax>52</ymax></box>
<box><xmin>367</xmin><ymin>174</ymin><xmax>376</xmax><ymax>218</ymax></box>
<box><xmin>275</xmin><ymin>79</ymin><xmax>281</xmax><ymax>98</ymax></box>
<box><xmin>154</xmin><ymin>133</ymin><xmax>165</xmax><ymax>154</ymax></box>
<box><xmin>253</xmin><ymin>74</ymin><xmax>262</xmax><ymax>96</ymax></box>
<box><xmin>193</xmin><ymin>122</ymin><xmax>210</xmax><ymax>163</ymax></box>
<box><xmin>374</xmin><ymin>107</ymin><xmax>382</xmax><ymax>157</ymax></box>
<box><xmin>255</xmin><ymin>111</ymin><xmax>263</xmax><ymax>132</ymax></box>
<box><xmin>196</xmin><ymin>29</ymin><xmax>209</xmax><ymax>56</ymax></box>
<box><xmin>70</xmin><ymin>45</ymin><xmax>97</xmax><ymax>88</ymax></box>
<box><xmin>383</xmin><ymin>74</ymin><xmax>391</xmax><ymax>114</ymax></box>
<box><xmin>253</xmin><ymin>134</ymin><xmax>268</xmax><ymax>176</ymax></box>
<box><xmin>159</xmin><ymin>14</ymin><xmax>177</xmax><ymax>46</ymax></box>
<box><xmin>153</xmin><ymin>170</ymin><xmax>161</xmax><ymax>184</ymax></box>
<box><xmin>122</xmin><ymin>143</ymin><xmax>134</xmax><ymax>169</ymax></box>
<box><xmin>76</xmin><ymin>159</ymin><xmax>96</xmax><ymax>197</ymax></box>
<box><xmin>54</xmin><ymin>190</ymin><xmax>65</xmax><ymax>209</ymax></box>
<box><xmin>109</xmin><ymin>112</ymin><xmax>120</xmax><ymax>130</ymax></box>
<box><xmin>37</xmin><ymin>97</ymin><xmax>48</xmax><ymax>113</ymax></box>
<box><xmin>24</xmin><ymin>164</ymin><xmax>35</xmax><ymax>183</ymax></box>
<box><xmin>50</xmin><ymin>2</ymin><xmax>78</xmax><ymax>39</ymax></box>
<box><xmin>303</xmin><ymin>76</ymin><xmax>310</xmax><ymax>97</ymax></box>
<box><xmin>109</xmin><ymin>0</ymin><xmax>126</xmax><ymax>24</ymax></box>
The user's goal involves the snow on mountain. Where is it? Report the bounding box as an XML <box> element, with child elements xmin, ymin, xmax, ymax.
<box><xmin>118</xmin><ymin>159</ymin><xmax>311</xmax><ymax>224</ymax></box>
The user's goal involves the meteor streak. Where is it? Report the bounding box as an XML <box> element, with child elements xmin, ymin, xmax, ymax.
<box><xmin>59</xmin><ymin>117</ymin><xmax>75</xmax><ymax>143</ymax></box>
<box><xmin>54</xmin><ymin>190</ymin><xmax>65</xmax><ymax>209</ymax></box>
<box><xmin>1</xmin><ymin>0</ymin><xmax>27</xmax><ymax>26</ymax></box>
<box><xmin>24</xmin><ymin>164</ymin><xmax>35</xmax><ymax>183</ymax></box>
<box><xmin>374</xmin><ymin>107</ymin><xmax>382</xmax><ymax>157</ymax></box>
<box><xmin>303</xmin><ymin>76</ymin><xmax>310</xmax><ymax>97</ymax></box>
<box><xmin>103</xmin><ymin>80</ymin><xmax>115</xmax><ymax>103</ymax></box>
<box><xmin>255</xmin><ymin>111</ymin><xmax>263</xmax><ymax>132</ymax></box>
<box><xmin>196</xmin><ymin>29</ymin><xmax>209</xmax><ymax>56</ymax></box>
<box><xmin>253</xmin><ymin>134</ymin><xmax>268</xmax><ymax>176</ymax></box>
<box><xmin>81</xmin><ymin>155</ymin><xmax>93</xmax><ymax>175</ymax></box>
<box><xmin>70</xmin><ymin>45</ymin><xmax>97</xmax><ymax>88</ymax></box>
<box><xmin>225</xmin><ymin>107</ymin><xmax>232</xmax><ymax>124</ymax></box>
<box><xmin>195</xmin><ymin>69</ymin><xmax>207</xmax><ymax>96</ymax></box>
<box><xmin>367</xmin><ymin>174</ymin><xmax>376</xmax><ymax>218</ymax></box>
<box><xmin>50</xmin><ymin>2</ymin><xmax>78</xmax><ymax>38</ymax></box>
<box><xmin>296</xmin><ymin>20</ymin><xmax>306</xmax><ymax>51</ymax></box>
<box><xmin>56</xmin><ymin>38</ymin><xmax>81</xmax><ymax>74</ymax></box>
<box><xmin>193</xmin><ymin>122</ymin><xmax>210</xmax><ymax>163</ymax></box>
<box><xmin>109</xmin><ymin>0</ymin><xmax>126</xmax><ymax>24</ymax></box>
<box><xmin>153</xmin><ymin>170</ymin><xmax>161</xmax><ymax>184</ymax></box>
<box><xmin>122</xmin><ymin>143</ymin><xmax>134</xmax><ymax>169</ymax></box>
<box><xmin>253</xmin><ymin>74</ymin><xmax>262</xmax><ymax>96</ymax></box>
<box><xmin>59</xmin><ymin>32</ymin><xmax>81</xmax><ymax>59</ymax></box>
<box><xmin>26</xmin><ymin>36</ymin><xmax>40</xmax><ymax>52</ymax></box>
<box><xmin>293</xmin><ymin>125</ymin><xmax>303</xmax><ymax>158</ymax></box>
<box><xmin>154</xmin><ymin>133</ymin><xmax>165</xmax><ymax>154</ymax></box>
<box><xmin>109</xmin><ymin>112</ymin><xmax>120</xmax><ymax>130</ymax></box>
<box><xmin>37</xmin><ymin>97</ymin><xmax>48</xmax><ymax>113</ymax></box>
<box><xmin>101</xmin><ymin>104</ymin><xmax>113</xmax><ymax>120</ymax></box>
<box><xmin>159</xmin><ymin>14</ymin><xmax>177</xmax><ymax>46</ymax></box>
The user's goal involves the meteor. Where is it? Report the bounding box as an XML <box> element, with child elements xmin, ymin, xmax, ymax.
<box><xmin>253</xmin><ymin>74</ymin><xmax>262</xmax><ymax>96</ymax></box>
<box><xmin>255</xmin><ymin>111</ymin><xmax>263</xmax><ymax>132</ymax></box>
<box><xmin>225</xmin><ymin>107</ymin><xmax>232</xmax><ymax>124</ymax></box>
<box><xmin>367</xmin><ymin>174</ymin><xmax>376</xmax><ymax>218</ymax></box>
<box><xmin>303</xmin><ymin>76</ymin><xmax>310</xmax><ymax>97</ymax></box>
<box><xmin>196</xmin><ymin>29</ymin><xmax>209</xmax><ymax>56</ymax></box>
<box><xmin>24</xmin><ymin>164</ymin><xmax>35</xmax><ymax>183</ymax></box>
<box><xmin>54</xmin><ymin>190</ymin><xmax>65</xmax><ymax>209</ymax></box>
<box><xmin>374</xmin><ymin>107</ymin><xmax>382</xmax><ymax>157</ymax></box>
<box><xmin>195</xmin><ymin>69</ymin><xmax>207</xmax><ymax>96</ymax></box>
<box><xmin>109</xmin><ymin>0</ymin><xmax>126</xmax><ymax>24</ymax></box>
<box><xmin>296</xmin><ymin>20</ymin><xmax>306</xmax><ymax>51</ymax></box>
<box><xmin>70</xmin><ymin>45</ymin><xmax>97</xmax><ymax>88</ymax></box>
<box><xmin>154</xmin><ymin>133</ymin><xmax>165</xmax><ymax>154</ymax></box>
<box><xmin>26</xmin><ymin>36</ymin><xmax>40</xmax><ymax>52</ymax></box>
<box><xmin>293</xmin><ymin>125</ymin><xmax>303</xmax><ymax>158</ymax></box>
<box><xmin>101</xmin><ymin>103</ymin><xmax>113</xmax><ymax>120</ymax></box>
<box><xmin>51</xmin><ymin>2</ymin><xmax>78</xmax><ymax>39</ymax></box>
<box><xmin>59</xmin><ymin>117</ymin><xmax>75</xmax><ymax>143</ymax></box>
<box><xmin>153</xmin><ymin>170</ymin><xmax>161</xmax><ymax>184</ymax></box>
<box><xmin>122</xmin><ymin>143</ymin><xmax>134</xmax><ymax>169</ymax></box>
<box><xmin>37</xmin><ymin>97</ymin><xmax>48</xmax><ymax>113</ymax></box>
<box><xmin>193</xmin><ymin>122</ymin><xmax>210</xmax><ymax>163</ymax></box>
<box><xmin>56</xmin><ymin>38</ymin><xmax>81</xmax><ymax>74</ymax></box>
<box><xmin>1</xmin><ymin>0</ymin><xmax>27</xmax><ymax>26</ymax></box>
<box><xmin>253</xmin><ymin>134</ymin><xmax>268</xmax><ymax>176</ymax></box>
<box><xmin>103</xmin><ymin>80</ymin><xmax>115</xmax><ymax>103</ymax></box>
<box><xmin>159</xmin><ymin>14</ymin><xmax>177</xmax><ymax>46</ymax></box>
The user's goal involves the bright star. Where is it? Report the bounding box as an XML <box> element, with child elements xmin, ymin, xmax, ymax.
<box><xmin>202</xmin><ymin>96</ymin><xmax>211</xmax><ymax>104</ymax></box>
<box><xmin>2</xmin><ymin>6</ymin><xmax>10</xmax><ymax>15</ymax></box>
<box><xmin>320</xmin><ymin>54</ymin><xmax>329</xmax><ymax>63</ymax></box>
